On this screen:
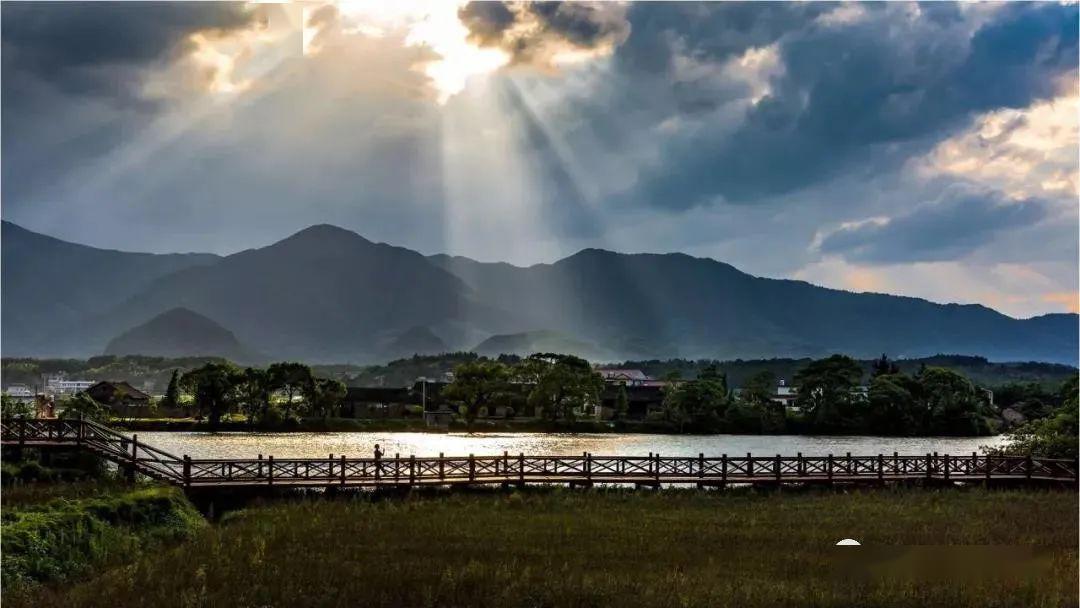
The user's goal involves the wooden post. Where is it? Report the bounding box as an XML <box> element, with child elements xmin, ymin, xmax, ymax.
<box><xmin>654</xmin><ymin>453</ymin><xmax>661</xmax><ymax>483</ymax></box>
<box><xmin>469</xmin><ymin>454</ymin><xmax>476</xmax><ymax>481</ymax></box>
<box><xmin>797</xmin><ymin>452</ymin><xmax>803</xmax><ymax>476</ymax></box>
<box><xmin>877</xmin><ymin>454</ymin><xmax>883</xmax><ymax>482</ymax></box>
<box><xmin>268</xmin><ymin>455</ymin><xmax>274</xmax><ymax>486</ymax></box>
<box><xmin>894</xmin><ymin>451</ymin><xmax>900</xmax><ymax>475</ymax></box>
<box><xmin>77</xmin><ymin>413</ymin><xmax>84</xmax><ymax>444</ymax></box>
<box><xmin>340</xmin><ymin>455</ymin><xmax>346</xmax><ymax>485</ymax></box>
<box><xmin>721</xmin><ymin>454</ymin><xmax>727</xmax><ymax>486</ymax></box>
<box><xmin>257</xmin><ymin>454</ymin><xmax>263</xmax><ymax>478</ymax></box>
<box><xmin>827</xmin><ymin>454</ymin><xmax>833</xmax><ymax>483</ymax></box>
<box><xmin>845</xmin><ymin>452</ymin><xmax>852</xmax><ymax>476</ymax></box>
<box><xmin>128</xmin><ymin>434</ymin><xmax>139</xmax><ymax>481</ymax></box>
<box><xmin>410</xmin><ymin>455</ymin><xmax>416</xmax><ymax>485</ymax></box>
<box><xmin>774</xmin><ymin>454</ymin><xmax>781</xmax><ymax>483</ymax></box>
<box><xmin>395</xmin><ymin>453</ymin><xmax>401</xmax><ymax>483</ymax></box>
<box><xmin>985</xmin><ymin>454</ymin><xmax>992</xmax><ymax>481</ymax></box>
<box><xmin>944</xmin><ymin>454</ymin><xmax>951</xmax><ymax>481</ymax></box>
<box><xmin>503</xmin><ymin>451</ymin><xmax>509</xmax><ymax>478</ymax></box>
<box><xmin>518</xmin><ymin>453</ymin><xmax>525</xmax><ymax>484</ymax></box>
<box><xmin>439</xmin><ymin>452</ymin><xmax>445</xmax><ymax>480</ymax></box>
<box><xmin>926</xmin><ymin>453</ymin><xmax>932</xmax><ymax>480</ymax></box>
<box><xmin>747</xmin><ymin>452</ymin><xmax>753</xmax><ymax>478</ymax></box>
<box><xmin>698</xmin><ymin>453</ymin><xmax>705</xmax><ymax>480</ymax></box>
<box><xmin>19</xmin><ymin>418</ymin><xmax>26</xmax><ymax>447</ymax></box>
<box><xmin>329</xmin><ymin>454</ymin><xmax>334</xmax><ymax>480</ymax></box>
<box><xmin>183</xmin><ymin>455</ymin><xmax>191</xmax><ymax>488</ymax></box>
<box><xmin>1026</xmin><ymin>454</ymin><xmax>1033</xmax><ymax>480</ymax></box>
<box><xmin>586</xmin><ymin>452</ymin><xmax>592</xmax><ymax>483</ymax></box>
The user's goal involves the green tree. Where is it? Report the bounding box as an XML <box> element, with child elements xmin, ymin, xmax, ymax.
<box><xmin>267</xmin><ymin>362</ymin><xmax>313</xmax><ymax>419</ymax></box>
<box><xmin>57</xmin><ymin>393</ymin><xmax>109</xmax><ymax>422</ymax></box>
<box><xmin>918</xmin><ymin>367</ymin><xmax>988</xmax><ymax>435</ymax></box>
<box><xmin>303</xmin><ymin>377</ymin><xmax>347</xmax><ymax>421</ymax></box>
<box><xmin>1</xmin><ymin>394</ymin><xmax>34</xmax><ymax>418</ymax></box>
<box><xmin>866</xmin><ymin>373</ymin><xmax>922</xmax><ymax>435</ymax></box>
<box><xmin>180</xmin><ymin>362</ymin><xmax>241</xmax><ymax>429</ymax></box>
<box><xmin>522</xmin><ymin>354</ymin><xmax>603</xmax><ymax>422</ymax></box>
<box><xmin>794</xmin><ymin>355</ymin><xmax>865</xmax><ymax>432</ymax></box>
<box><xmin>442</xmin><ymin>361</ymin><xmax>512</xmax><ymax>426</ymax></box>
<box><xmin>162</xmin><ymin>369</ymin><xmax>181</xmax><ymax>410</ymax></box>
<box><xmin>614</xmin><ymin>384</ymin><xmax>629</xmax><ymax>420</ymax></box>
<box><xmin>236</xmin><ymin>367</ymin><xmax>273</xmax><ymax>427</ymax></box>
<box><xmin>871</xmin><ymin>354</ymin><xmax>900</xmax><ymax>378</ymax></box>
<box><xmin>663</xmin><ymin>363</ymin><xmax>729</xmax><ymax>432</ymax></box>
<box><xmin>996</xmin><ymin>376</ymin><xmax>1078</xmax><ymax>459</ymax></box>
<box><xmin>735</xmin><ymin>370</ymin><xmax>786</xmax><ymax>433</ymax></box>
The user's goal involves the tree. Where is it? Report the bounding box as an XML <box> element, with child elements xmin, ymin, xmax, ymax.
<box><xmin>267</xmin><ymin>362</ymin><xmax>313</xmax><ymax>419</ymax></box>
<box><xmin>871</xmin><ymin>354</ymin><xmax>900</xmax><ymax>378</ymax></box>
<box><xmin>57</xmin><ymin>393</ymin><xmax>109</xmax><ymax>422</ymax></box>
<box><xmin>303</xmin><ymin>377</ymin><xmax>347</xmax><ymax>421</ymax></box>
<box><xmin>736</xmin><ymin>370</ymin><xmax>785</xmax><ymax>433</ymax></box>
<box><xmin>614</xmin><ymin>384</ymin><xmax>629</xmax><ymax>420</ymax></box>
<box><xmin>442</xmin><ymin>361</ymin><xmax>512</xmax><ymax>426</ymax></box>
<box><xmin>236</xmin><ymin>367</ymin><xmax>273</xmax><ymax>427</ymax></box>
<box><xmin>180</xmin><ymin>362</ymin><xmax>241</xmax><ymax>429</ymax></box>
<box><xmin>662</xmin><ymin>363</ymin><xmax>728</xmax><ymax>432</ymax></box>
<box><xmin>996</xmin><ymin>375</ymin><xmax>1078</xmax><ymax>459</ymax></box>
<box><xmin>918</xmin><ymin>367</ymin><xmax>988</xmax><ymax>435</ymax></box>
<box><xmin>1</xmin><ymin>394</ymin><xmax>33</xmax><ymax>418</ymax></box>
<box><xmin>522</xmin><ymin>354</ymin><xmax>603</xmax><ymax>422</ymax></box>
<box><xmin>865</xmin><ymin>373</ymin><xmax>921</xmax><ymax>435</ymax></box>
<box><xmin>794</xmin><ymin>355</ymin><xmax>865</xmax><ymax>432</ymax></box>
<box><xmin>162</xmin><ymin>369</ymin><xmax>181</xmax><ymax>410</ymax></box>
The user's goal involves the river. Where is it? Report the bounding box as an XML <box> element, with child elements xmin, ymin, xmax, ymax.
<box><xmin>135</xmin><ymin>431</ymin><xmax>1008</xmax><ymax>460</ymax></box>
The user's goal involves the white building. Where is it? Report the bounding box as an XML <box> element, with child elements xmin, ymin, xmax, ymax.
<box><xmin>4</xmin><ymin>384</ymin><xmax>36</xmax><ymax>402</ymax></box>
<box><xmin>44</xmin><ymin>376</ymin><xmax>95</xmax><ymax>395</ymax></box>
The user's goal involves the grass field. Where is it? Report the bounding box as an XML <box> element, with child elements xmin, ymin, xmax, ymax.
<box><xmin>11</xmin><ymin>486</ymin><xmax>1077</xmax><ymax>608</ymax></box>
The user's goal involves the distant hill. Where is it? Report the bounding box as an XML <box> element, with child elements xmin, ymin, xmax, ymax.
<box><xmin>382</xmin><ymin>326</ymin><xmax>448</xmax><ymax>358</ymax></box>
<box><xmin>472</xmin><ymin>330</ymin><xmax>608</xmax><ymax>359</ymax></box>
<box><xmin>104</xmin><ymin>308</ymin><xmax>258</xmax><ymax>362</ymax></box>
<box><xmin>1</xmin><ymin>221</ymin><xmax>219</xmax><ymax>357</ymax></box>
<box><xmin>2</xmin><ymin>221</ymin><xmax>1076</xmax><ymax>364</ymax></box>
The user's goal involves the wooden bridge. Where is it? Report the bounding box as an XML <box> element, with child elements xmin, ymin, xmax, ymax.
<box><xmin>3</xmin><ymin>418</ymin><xmax>1077</xmax><ymax>493</ymax></box>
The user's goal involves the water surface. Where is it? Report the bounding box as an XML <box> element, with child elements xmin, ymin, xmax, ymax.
<box><xmin>136</xmin><ymin>432</ymin><xmax>1007</xmax><ymax>460</ymax></box>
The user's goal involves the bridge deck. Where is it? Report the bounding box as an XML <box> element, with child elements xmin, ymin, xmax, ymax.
<box><xmin>4</xmin><ymin>418</ymin><xmax>1076</xmax><ymax>493</ymax></box>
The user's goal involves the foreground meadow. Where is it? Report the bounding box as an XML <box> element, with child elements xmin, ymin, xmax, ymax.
<box><xmin>12</xmin><ymin>486</ymin><xmax>1077</xmax><ymax>608</ymax></box>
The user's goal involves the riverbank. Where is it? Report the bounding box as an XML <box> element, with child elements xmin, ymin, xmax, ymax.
<box><xmin>11</xmin><ymin>486</ymin><xmax>1077</xmax><ymax>608</ymax></box>
<box><xmin>1</xmin><ymin>477</ymin><xmax>204</xmax><ymax>596</ymax></box>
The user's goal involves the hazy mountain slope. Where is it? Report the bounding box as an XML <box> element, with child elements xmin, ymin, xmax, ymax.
<box><xmin>104</xmin><ymin>307</ymin><xmax>258</xmax><ymax>362</ymax></box>
<box><xmin>472</xmin><ymin>330</ymin><xmax>609</xmax><ymax>360</ymax></box>
<box><xmin>79</xmin><ymin>225</ymin><xmax>519</xmax><ymax>362</ymax></box>
<box><xmin>1</xmin><ymin>221</ymin><xmax>220</xmax><ymax>357</ymax></box>
<box><xmin>3</xmin><ymin>223</ymin><xmax>1074</xmax><ymax>364</ymax></box>
<box><xmin>432</xmin><ymin>249</ymin><xmax>1078</xmax><ymax>364</ymax></box>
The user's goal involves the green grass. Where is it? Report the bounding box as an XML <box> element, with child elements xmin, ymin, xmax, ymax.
<box><xmin>14</xmin><ymin>487</ymin><xmax>1077</xmax><ymax>608</ymax></box>
<box><xmin>1</xmin><ymin>484</ymin><xmax>205</xmax><ymax>594</ymax></box>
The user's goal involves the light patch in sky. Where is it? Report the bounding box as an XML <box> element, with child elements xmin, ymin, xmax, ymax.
<box><xmin>916</xmin><ymin>77</ymin><xmax>1080</xmax><ymax>201</ymax></box>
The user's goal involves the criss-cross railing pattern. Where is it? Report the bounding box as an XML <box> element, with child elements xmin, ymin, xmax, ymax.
<box><xmin>3</xmin><ymin>418</ymin><xmax>1077</xmax><ymax>490</ymax></box>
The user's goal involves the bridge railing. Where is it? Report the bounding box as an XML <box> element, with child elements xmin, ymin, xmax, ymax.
<box><xmin>2</xmin><ymin>418</ymin><xmax>1077</xmax><ymax>488</ymax></box>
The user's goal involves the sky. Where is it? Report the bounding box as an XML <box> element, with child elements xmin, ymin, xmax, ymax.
<box><xmin>2</xmin><ymin>1</ymin><xmax>1078</xmax><ymax>319</ymax></box>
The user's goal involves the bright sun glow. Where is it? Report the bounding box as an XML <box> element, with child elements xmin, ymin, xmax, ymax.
<box><xmin>334</xmin><ymin>0</ymin><xmax>509</xmax><ymax>103</ymax></box>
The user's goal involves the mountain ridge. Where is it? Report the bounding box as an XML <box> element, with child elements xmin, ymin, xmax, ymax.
<box><xmin>3</xmin><ymin>221</ymin><xmax>1076</xmax><ymax>364</ymax></box>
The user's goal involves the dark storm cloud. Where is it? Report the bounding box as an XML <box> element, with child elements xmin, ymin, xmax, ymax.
<box><xmin>2</xmin><ymin>1</ymin><xmax>253</xmax><ymax>98</ymax></box>
<box><xmin>458</xmin><ymin>1</ymin><xmax>628</xmax><ymax>64</ymax></box>
<box><xmin>616</xmin><ymin>2</ymin><xmax>1079</xmax><ymax>209</ymax></box>
<box><xmin>1</xmin><ymin>2</ymin><xmax>254</xmax><ymax>203</ymax></box>
<box><xmin>817</xmin><ymin>189</ymin><xmax>1049</xmax><ymax>264</ymax></box>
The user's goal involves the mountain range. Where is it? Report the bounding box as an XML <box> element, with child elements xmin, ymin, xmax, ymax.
<box><xmin>2</xmin><ymin>220</ymin><xmax>1076</xmax><ymax>364</ymax></box>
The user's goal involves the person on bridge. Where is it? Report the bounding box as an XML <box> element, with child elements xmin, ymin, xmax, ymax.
<box><xmin>374</xmin><ymin>444</ymin><xmax>384</xmax><ymax>478</ymax></box>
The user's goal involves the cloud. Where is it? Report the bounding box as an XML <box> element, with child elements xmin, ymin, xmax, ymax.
<box><xmin>815</xmin><ymin>188</ymin><xmax>1048</xmax><ymax>264</ymax></box>
<box><xmin>458</xmin><ymin>1</ymin><xmax>629</xmax><ymax>67</ymax></box>
<box><xmin>617</xmin><ymin>2</ymin><xmax>1078</xmax><ymax>209</ymax></box>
